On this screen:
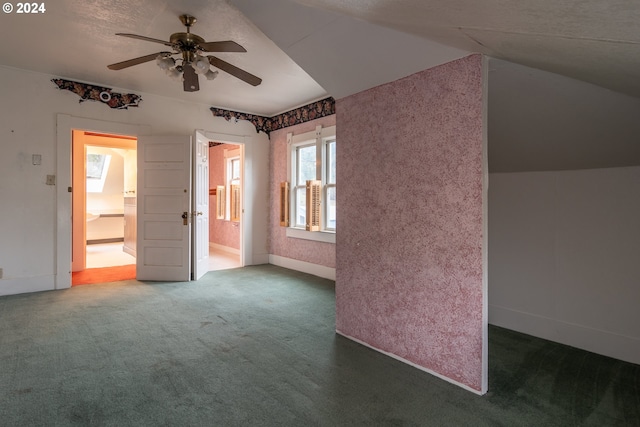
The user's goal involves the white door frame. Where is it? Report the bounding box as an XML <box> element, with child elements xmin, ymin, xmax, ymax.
<box><xmin>56</xmin><ymin>115</ymin><xmax>151</xmax><ymax>289</ymax></box>
<box><xmin>71</xmin><ymin>132</ymin><xmax>137</xmax><ymax>273</ymax></box>
<box><xmin>199</xmin><ymin>130</ymin><xmax>248</xmax><ymax>268</ymax></box>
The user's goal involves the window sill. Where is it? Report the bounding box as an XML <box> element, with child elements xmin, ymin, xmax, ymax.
<box><xmin>286</xmin><ymin>227</ymin><xmax>336</xmax><ymax>244</ymax></box>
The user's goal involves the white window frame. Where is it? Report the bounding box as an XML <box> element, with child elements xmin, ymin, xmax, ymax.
<box><xmin>324</xmin><ymin>138</ymin><xmax>336</xmax><ymax>232</ymax></box>
<box><xmin>286</xmin><ymin>125</ymin><xmax>336</xmax><ymax>244</ymax></box>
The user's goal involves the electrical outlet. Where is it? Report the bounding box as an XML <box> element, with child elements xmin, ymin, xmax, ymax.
<box><xmin>46</xmin><ymin>175</ymin><xmax>56</xmax><ymax>185</ymax></box>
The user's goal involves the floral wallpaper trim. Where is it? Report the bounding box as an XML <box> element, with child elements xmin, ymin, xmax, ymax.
<box><xmin>210</xmin><ymin>97</ymin><xmax>335</xmax><ymax>137</ymax></box>
<box><xmin>51</xmin><ymin>78</ymin><xmax>142</xmax><ymax>109</ymax></box>
<box><xmin>209</xmin><ymin>142</ymin><xmax>224</xmax><ymax>148</ymax></box>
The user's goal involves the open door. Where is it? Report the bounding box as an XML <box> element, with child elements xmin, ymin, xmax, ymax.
<box><xmin>136</xmin><ymin>135</ymin><xmax>191</xmax><ymax>281</ymax></box>
<box><xmin>192</xmin><ymin>131</ymin><xmax>210</xmax><ymax>280</ymax></box>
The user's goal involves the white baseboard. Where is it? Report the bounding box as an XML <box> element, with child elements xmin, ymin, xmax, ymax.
<box><xmin>209</xmin><ymin>242</ymin><xmax>240</xmax><ymax>255</ymax></box>
<box><xmin>489</xmin><ymin>304</ymin><xmax>640</xmax><ymax>365</ymax></box>
<box><xmin>268</xmin><ymin>254</ymin><xmax>335</xmax><ymax>280</ymax></box>
<box><xmin>0</xmin><ymin>275</ymin><xmax>56</xmax><ymax>296</ymax></box>
<box><xmin>336</xmin><ymin>329</ymin><xmax>486</xmax><ymax>395</ymax></box>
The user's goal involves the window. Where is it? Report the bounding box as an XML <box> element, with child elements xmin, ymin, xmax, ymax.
<box><xmin>225</xmin><ymin>149</ymin><xmax>241</xmax><ymax>222</ymax></box>
<box><xmin>294</xmin><ymin>143</ymin><xmax>316</xmax><ymax>227</ymax></box>
<box><xmin>86</xmin><ymin>152</ymin><xmax>111</xmax><ymax>193</ymax></box>
<box><xmin>325</xmin><ymin>139</ymin><xmax>336</xmax><ymax>231</ymax></box>
<box><xmin>230</xmin><ymin>158</ymin><xmax>241</xmax><ymax>183</ymax></box>
<box><xmin>287</xmin><ymin>125</ymin><xmax>336</xmax><ymax>242</ymax></box>
<box><xmin>86</xmin><ymin>153</ymin><xmax>108</xmax><ymax>179</ymax></box>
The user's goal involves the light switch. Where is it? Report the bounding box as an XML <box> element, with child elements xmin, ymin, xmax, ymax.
<box><xmin>32</xmin><ymin>154</ymin><xmax>42</xmax><ymax>165</ymax></box>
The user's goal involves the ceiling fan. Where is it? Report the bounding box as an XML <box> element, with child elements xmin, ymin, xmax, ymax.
<box><xmin>107</xmin><ymin>14</ymin><xmax>262</xmax><ymax>92</ymax></box>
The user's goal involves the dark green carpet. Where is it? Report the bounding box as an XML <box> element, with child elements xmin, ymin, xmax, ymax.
<box><xmin>0</xmin><ymin>265</ymin><xmax>638</xmax><ymax>426</ymax></box>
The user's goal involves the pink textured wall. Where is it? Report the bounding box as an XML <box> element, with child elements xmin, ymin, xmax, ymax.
<box><xmin>335</xmin><ymin>55</ymin><xmax>486</xmax><ymax>393</ymax></box>
<box><xmin>269</xmin><ymin>115</ymin><xmax>336</xmax><ymax>268</ymax></box>
<box><xmin>209</xmin><ymin>144</ymin><xmax>240</xmax><ymax>250</ymax></box>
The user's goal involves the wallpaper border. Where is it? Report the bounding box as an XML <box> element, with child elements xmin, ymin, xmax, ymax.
<box><xmin>210</xmin><ymin>97</ymin><xmax>335</xmax><ymax>137</ymax></box>
<box><xmin>51</xmin><ymin>78</ymin><xmax>142</xmax><ymax>109</ymax></box>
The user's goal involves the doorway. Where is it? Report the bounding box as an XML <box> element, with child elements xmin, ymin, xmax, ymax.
<box><xmin>208</xmin><ymin>142</ymin><xmax>242</xmax><ymax>271</ymax></box>
<box><xmin>56</xmin><ymin>115</ymin><xmax>265</xmax><ymax>289</ymax></box>
<box><xmin>71</xmin><ymin>130</ymin><xmax>137</xmax><ymax>282</ymax></box>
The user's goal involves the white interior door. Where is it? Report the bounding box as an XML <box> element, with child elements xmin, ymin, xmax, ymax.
<box><xmin>137</xmin><ymin>135</ymin><xmax>191</xmax><ymax>281</ymax></box>
<box><xmin>192</xmin><ymin>131</ymin><xmax>210</xmax><ymax>280</ymax></box>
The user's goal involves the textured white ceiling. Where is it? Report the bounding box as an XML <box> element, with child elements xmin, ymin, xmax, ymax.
<box><xmin>231</xmin><ymin>0</ymin><xmax>469</xmax><ymax>100</ymax></box>
<box><xmin>0</xmin><ymin>0</ymin><xmax>328</xmax><ymax>116</ymax></box>
<box><xmin>3</xmin><ymin>0</ymin><xmax>640</xmax><ymax>112</ymax></box>
<box><xmin>283</xmin><ymin>0</ymin><xmax>640</xmax><ymax>99</ymax></box>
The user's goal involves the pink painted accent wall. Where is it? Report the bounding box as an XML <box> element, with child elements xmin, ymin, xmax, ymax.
<box><xmin>335</xmin><ymin>55</ymin><xmax>486</xmax><ymax>393</ymax></box>
<box><xmin>209</xmin><ymin>144</ymin><xmax>240</xmax><ymax>250</ymax></box>
<box><xmin>269</xmin><ymin>115</ymin><xmax>336</xmax><ymax>267</ymax></box>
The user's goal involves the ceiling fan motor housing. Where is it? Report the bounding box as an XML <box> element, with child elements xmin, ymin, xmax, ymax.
<box><xmin>170</xmin><ymin>32</ymin><xmax>205</xmax><ymax>64</ymax></box>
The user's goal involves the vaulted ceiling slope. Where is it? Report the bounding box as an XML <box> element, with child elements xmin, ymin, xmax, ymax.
<box><xmin>230</xmin><ymin>0</ymin><xmax>470</xmax><ymax>99</ymax></box>
<box><xmin>489</xmin><ymin>59</ymin><xmax>640</xmax><ymax>172</ymax></box>
<box><xmin>263</xmin><ymin>0</ymin><xmax>640</xmax><ymax>100</ymax></box>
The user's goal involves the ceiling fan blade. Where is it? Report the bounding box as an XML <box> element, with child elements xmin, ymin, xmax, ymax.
<box><xmin>183</xmin><ymin>64</ymin><xmax>200</xmax><ymax>92</ymax></box>
<box><xmin>198</xmin><ymin>41</ymin><xmax>247</xmax><ymax>53</ymax></box>
<box><xmin>208</xmin><ymin>56</ymin><xmax>262</xmax><ymax>86</ymax></box>
<box><xmin>107</xmin><ymin>52</ymin><xmax>170</xmax><ymax>70</ymax></box>
<box><xmin>116</xmin><ymin>33</ymin><xmax>175</xmax><ymax>47</ymax></box>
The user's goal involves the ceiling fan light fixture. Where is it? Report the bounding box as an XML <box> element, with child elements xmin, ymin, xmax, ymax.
<box><xmin>156</xmin><ymin>55</ymin><xmax>175</xmax><ymax>70</ymax></box>
<box><xmin>204</xmin><ymin>69</ymin><xmax>219</xmax><ymax>81</ymax></box>
<box><xmin>193</xmin><ymin>55</ymin><xmax>210</xmax><ymax>74</ymax></box>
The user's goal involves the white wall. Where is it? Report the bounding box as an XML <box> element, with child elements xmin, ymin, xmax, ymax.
<box><xmin>0</xmin><ymin>65</ymin><xmax>269</xmax><ymax>296</ymax></box>
<box><xmin>489</xmin><ymin>167</ymin><xmax>640</xmax><ymax>364</ymax></box>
